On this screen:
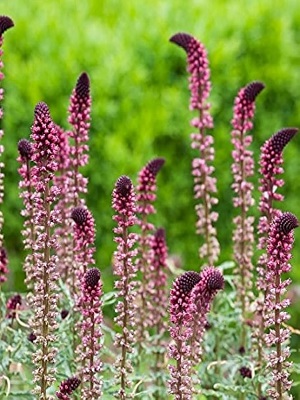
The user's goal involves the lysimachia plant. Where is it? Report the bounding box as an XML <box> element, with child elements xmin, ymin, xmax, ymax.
<box><xmin>0</xmin><ymin>15</ymin><xmax>299</xmax><ymax>400</ymax></box>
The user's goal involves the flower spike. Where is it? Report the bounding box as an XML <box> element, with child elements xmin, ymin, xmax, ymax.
<box><xmin>75</xmin><ymin>72</ymin><xmax>90</xmax><ymax>99</ymax></box>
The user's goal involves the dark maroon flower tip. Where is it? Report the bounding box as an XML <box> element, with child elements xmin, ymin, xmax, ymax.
<box><xmin>278</xmin><ymin>212</ymin><xmax>299</xmax><ymax>235</ymax></box>
<box><xmin>243</xmin><ymin>81</ymin><xmax>265</xmax><ymax>102</ymax></box>
<box><xmin>85</xmin><ymin>267</ymin><xmax>101</xmax><ymax>288</ymax></box>
<box><xmin>239</xmin><ymin>366</ymin><xmax>252</xmax><ymax>379</ymax></box>
<box><xmin>18</xmin><ymin>139</ymin><xmax>32</xmax><ymax>159</ymax></box>
<box><xmin>66</xmin><ymin>376</ymin><xmax>81</xmax><ymax>391</ymax></box>
<box><xmin>0</xmin><ymin>16</ymin><xmax>14</xmax><ymax>35</ymax></box>
<box><xmin>239</xmin><ymin>346</ymin><xmax>246</xmax><ymax>355</ymax></box>
<box><xmin>75</xmin><ymin>72</ymin><xmax>90</xmax><ymax>99</ymax></box>
<box><xmin>71</xmin><ymin>206</ymin><xmax>88</xmax><ymax>225</ymax></box>
<box><xmin>27</xmin><ymin>332</ymin><xmax>37</xmax><ymax>342</ymax></box>
<box><xmin>270</xmin><ymin>128</ymin><xmax>298</xmax><ymax>153</ymax></box>
<box><xmin>61</xmin><ymin>309</ymin><xmax>69</xmax><ymax>320</ymax></box>
<box><xmin>155</xmin><ymin>227</ymin><xmax>165</xmax><ymax>240</ymax></box>
<box><xmin>178</xmin><ymin>271</ymin><xmax>201</xmax><ymax>294</ymax></box>
<box><xmin>34</xmin><ymin>101</ymin><xmax>50</xmax><ymax>119</ymax></box>
<box><xmin>147</xmin><ymin>158</ymin><xmax>165</xmax><ymax>177</ymax></box>
<box><xmin>115</xmin><ymin>175</ymin><xmax>132</xmax><ymax>197</ymax></box>
<box><xmin>169</xmin><ymin>32</ymin><xmax>193</xmax><ymax>52</ymax></box>
<box><xmin>207</xmin><ymin>269</ymin><xmax>224</xmax><ymax>291</ymax></box>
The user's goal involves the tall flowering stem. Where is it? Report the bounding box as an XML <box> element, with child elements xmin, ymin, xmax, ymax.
<box><xmin>17</xmin><ymin>139</ymin><xmax>36</xmax><ymax>287</ymax></box>
<box><xmin>0</xmin><ymin>17</ymin><xmax>14</xmax><ymax>250</ymax></box>
<box><xmin>77</xmin><ymin>268</ymin><xmax>103</xmax><ymax>399</ymax></box>
<box><xmin>112</xmin><ymin>176</ymin><xmax>138</xmax><ymax>399</ymax></box>
<box><xmin>257</xmin><ymin>128</ymin><xmax>298</xmax><ymax>289</ymax></box>
<box><xmin>264</xmin><ymin>212</ymin><xmax>298</xmax><ymax>399</ymax></box>
<box><xmin>135</xmin><ymin>157</ymin><xmax>165</xmax><ymax>341</ymax></box>
<box><xmin>29</xmin><ymin>102</ymin><xmax>60</xmax><ymax>398</ymax></box>
<box><xmin>168</xmin><ymin>271</ymin><xmax>201</xmax><ymax>399</ymax></box>
<box><xmin>231</xmin><ymin>81</ymin><xmax>264</xmax><ymax>348</ymax></box>
<box><xmin>255</xmin><ymin>128</ymin><xmax>297</xmax><ymax>394</ymax></box>
<box><xmin>68</xmin><ymin>72</ymin><xmax>91</xmax><ymax>207</ymax></box>
<box><xmin>170</xmin><ymin>32</ymin><xmax>219</xmax><ymax>265</ymax></box>
<box><xmin>168</xmin><ymin>268</ymin><xmax>223</xmax><ymax>399</ymax></box>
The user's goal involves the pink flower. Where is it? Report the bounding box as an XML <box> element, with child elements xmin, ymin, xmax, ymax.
<box><xmin>0</xmin><ymin>247</ymin><xmax>8</xmax><ymax>283</ymax></box>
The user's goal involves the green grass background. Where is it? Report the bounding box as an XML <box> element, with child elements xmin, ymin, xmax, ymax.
<box><xmin>1</xmin><ymin>0</ymin><xmax>300</xmax><ymax>320</ymax></box>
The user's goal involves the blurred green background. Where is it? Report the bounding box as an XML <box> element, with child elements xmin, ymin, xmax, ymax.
<box><xmin>1</xmin><ymin>0</ymin><xmax>300</xmax><ymax>300</ymax></box>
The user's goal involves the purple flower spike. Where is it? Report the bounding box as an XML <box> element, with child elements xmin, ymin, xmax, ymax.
<box><xmin>75</xmin><ymin>72</ymin><xmax>90</xmax><ymax>99</ymax></box>
<box><xmin>206</xmin><ymin>268</ymin><xmax>225</xmax><ymax>291</ymax></box>
<box><xmin>116</xmin><ymin>175</ymin><xmax>132</xmax><ymax>197</ymax></box>
<box><xmin>146</xmin><ymin>157</ymin><xmax>165</xmax><ymax>176</ymax></box>
<box><xmin>176</xmin><ymin>271</ymin><xmax>201</xmax><ymax>294</ymax></box>
<box><xmin>169</xmin><ymin>32</ymin><xmax>193</xmax><ymax>52</ymax></box>
<box><xmin>0</xmin><ymin>16</ymin><xmax>14</xmax><ymax>35</ymax></box>
<box><xmin>243</xmin><ymin>81</ymin><xmax>265</xmax><ymax>102</ymax></box>
<box><xmin>264</xmin><ymin>212</ymin><xmax>298</xmax><ymax>398</ymax></box>
<box><xmin>171</xmin><ymin>32</ymin><xmax>219</xmax><ymax>265</ymax></box>
<box><xmin>18</xmin><ymin>139</ymin><xmax>32</xmax><ymax>160</ymax></box>
<box><xmin>270</xmin><ymin>127</ymin><xmax>298</xmax><ymax>154</ymax></box>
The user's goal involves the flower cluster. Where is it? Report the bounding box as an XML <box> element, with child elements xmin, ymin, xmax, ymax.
<box><xmin>112</xmin><ymin>175</ymin><xmax>138</xmax><ymax>399</ymax></box>
<box><xmin>168</xmin><ymin>268</ymin><xmax>224</xmax><ymax>399</ymax></box>
<box><xmin>170</xmin><ymin>32</ymin><xmax>219</xmax><ymax>265</ymax></box>
<box><xmin>264</xmin><ymin>212</ymin><xmax>298</xmax><ymax>398</ymax></box>
<box><xmin>76</xmin><ymin>267</ymin><xmax>103</xmax><ymax>399</ymax></box>
<box><xmin>28</xmin><ymin>102</ymin><xmax>61</xmax><ymax>397</ymax></box>
<box><xmin>231</xmin><ymin>81</ymin><xmax>264</xmax><ymax>334</ymax></box>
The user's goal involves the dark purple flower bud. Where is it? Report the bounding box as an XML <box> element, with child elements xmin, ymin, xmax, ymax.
<box><xmin>278</xmin><ymin>212</ymin><xmax>299</xmax><ymax>235</ymax></box>
<box><xmin>61</xmin><ymin>309</ymin><xmax>69</xmax><ymax>320</ymax></box>
<box><xmin>243</xmin><ymin>81</ymin><xmax>265</xmax><ymax>102</ymax></box>
<box><xmin>71</xmin><ymin>206</ymin><xmax>88</xmax><ymax>225</ymax></box>
<box><xmin>207</xmin><ymin>269</ymin><xmax>224</xmax><ymax>291</ymax></box>
<box><xmin>18</xmin><ymin>139</ymin><xmax>32</xmax><ymax>159</ymax></box>
<box><xmin>146</xmin><ymin>158</ymin><xmax>165</xmax><ymax>177</ymax></box>
<box><xmin>270</xmin><ymin>128</ymin><xmax>298</xmax><ymax>154</ymax></box>
<box><xmin>177</xmin><ymin>271</ymin><xmax>201</xmax><ymax>294</ymax></box>
<box><xmin>115</xmin><ymin>175</ymin><xmax>132</xmax><ymax>197</ymax></box>
<box><xmin>56</xmin><ymin>376</ymin><xmax>81</xmax><ymax>398</ymax></box>
<box><xmin>239</xmin><ymin>366</ymin><xmax>252</xmax><ymax>379</ymax></box>
<box><xmin>28</xmin><ymin>332</ymin><xmax>37</xmax><ymax>342</ymax></box>
<box><xmin>75</xmin><ymin>72</ymin><xmax>90</xmax><ymax>99</ymax></box>
<box><xmin>239</xmin><ymin>346</ymin><xmax>246</xmax><ymax>355</ymax></box>
<box><xmin>0</xmin><ymin>16</ymin><xmax>14</xmax><ymax>35</ymax></box>
<box><xmin>169</xmin><ymin>32</ymin><xmax>193</xmax><ymax>52</ymax></box>
<box><xmin>84</xmin><ymin>268</ymin><xmax>101</xmax><ymax>288</ymax></box>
